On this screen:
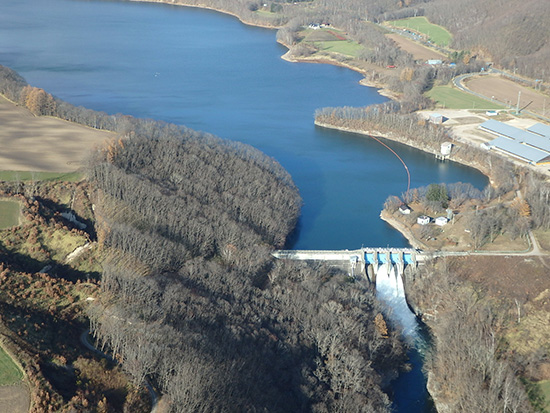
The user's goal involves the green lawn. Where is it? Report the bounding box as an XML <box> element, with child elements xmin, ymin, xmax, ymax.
<box><xmin>0</xmin><ymin>171</ymin><xmax>83</xmax><ymax>182</ymax></box>
<box><xmin>0</xmin><ymin>200</ymin><xmax>20</xmax><ymax>229</ymax></box>
<box><xmin>255</xmin><ymin>10</ymin><xmax>281</xmax><ymax>19</ymax></box>
<box><xmin>427</xmin><ymin>85</ymin><xmax>505</xmax><ymax>110</ymax></box>
<box><xmin>539</xmin><ymin>380</ymin><xmax>550</xmax><ymax>412</ymax></box>
<box><xmin>388</xmin><ymin>17</ymin><xmax>452</xmax><ymax>47</ymax></box>
<box><xmin>314</xmin><ymin>40</ymin><xmax>364</xmax><ymax>57</ymax></box>
<box><xmin>0</xmin><ymin>345</ymin><xmax>23</xmax><ymax>385</ymax></box>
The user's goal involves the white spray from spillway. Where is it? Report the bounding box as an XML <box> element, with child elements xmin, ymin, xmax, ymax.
<box><xmin>375</xmin><ymin>264</ymin><xmax>420</xmax><ymax>344</ymax></box>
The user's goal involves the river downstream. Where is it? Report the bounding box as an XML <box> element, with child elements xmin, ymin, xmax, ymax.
<box><xmin>0</xmin><ymin>0</ymin><xmax>488</xmax><ymax>410</ymax></box>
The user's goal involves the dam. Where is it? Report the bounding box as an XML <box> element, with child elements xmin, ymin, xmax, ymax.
<box><xmin>272</xmin><ymin>247</ymin><xmax>426</xmax><ymax>285</ymax></box>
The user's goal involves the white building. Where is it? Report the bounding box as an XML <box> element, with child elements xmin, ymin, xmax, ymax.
<box><xmin>417</xmin><ymin>215</ymin><xmax>430</xmax><ymax>225</ymax></box>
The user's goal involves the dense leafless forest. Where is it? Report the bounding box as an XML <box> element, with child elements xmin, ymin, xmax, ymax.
<box><xmin>86</xmin><ymin>131</ymin><xmax>406</xmax><ymax>412</ymax></box>
<box><xmin>0</xmin><ymin>64</ymin><xmax>410</xmax><ymax>411</ymax></box>
<box><xmin>408</xmin><ymin>263</ymin><xmax>532</xmax><ymax>412</ymax></box>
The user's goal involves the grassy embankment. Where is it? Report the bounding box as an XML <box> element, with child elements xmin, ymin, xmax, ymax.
<box><xmin>386</xmin><ymin>16</ymin><xmax>452</xmax><ymax>47</ymax></box>
<box><xmin>427</xmin><ymin>85</ymin><xmax>505</xmax><ymax>110</ymax></box>
<box><xmin>0</xmin><ymin>199</ymin><xmax>21</xmax><ymax>230</ymax></box>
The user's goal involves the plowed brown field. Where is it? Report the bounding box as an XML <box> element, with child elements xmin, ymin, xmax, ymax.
<box><xmin>465</xmin><ymin>75</ymin><xmax>549</xmax><ymax>118</ymax></box>
<box><xmin>0</xmin><ymin>96</ymin><xmax>113</xmax><ymax>172</ymax></box>
<box><xmin>0</xmin><ymin>383</ymin><xmax>30</xmax><ymax>413</ymax></box>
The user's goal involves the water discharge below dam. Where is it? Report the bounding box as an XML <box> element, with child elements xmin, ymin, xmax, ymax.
<box><xmin>375</xmin><ymin>265</ymin><xmax>434</xmax><ymax>412</ymax></box>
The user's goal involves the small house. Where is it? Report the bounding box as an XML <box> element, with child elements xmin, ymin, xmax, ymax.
<box><xmin>417</xmin><ymin>215</ymin><xmax>430</xmax><ymax>225</ymax></box>
<box><xmin>399</xmin><ymin>204</ymin><xmax>412</xmax><ymax>215</ymax></box>
<box><xmin>435</xmin><ymin>216</ymin><xmax>448</xmax><ymax>226</ymax></box>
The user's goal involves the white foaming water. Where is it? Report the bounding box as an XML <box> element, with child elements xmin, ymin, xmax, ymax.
<box><xmin>375</xmin><ymin>264</ymin><xmax>420</xmax><ymax>344</ymax></box>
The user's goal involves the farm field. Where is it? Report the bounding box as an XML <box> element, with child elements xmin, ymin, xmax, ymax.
<box><xmin>0</xmin><ymin>199</ymin><xmax>20</xmax><ymax>229</ymax></box>
<box><xmin>464</xmin><ymin>75</ymin><xmax>550</xmax><ymax>119</ymax></box>
<box><xmin>302</xmin><ymin>28</ymin><xmax>363</xmax><ymax>57</ymax></box>
<box><xmin>0</xmin><ymin>384</ymin><xmax>29</xmax><ymax>413</ymax></box>
<box><xmin>427</xmin><ymin>85</ymin><xmax>505</xmax><ymax>110</ymax></box>
<box><xmin>0</xmin><ymin>95</ymin><xmax>113</xmax><ymax>172</ymax></box>
<box><xmin>0</xmin><ymin>170</ymin><xmax>83</xmax><ymax>182</ymax></box>
<box><xmin>387</xmin><ymin>16</ymin><xmax>452</xmax><ymax>47</ymax></box>
<box><xmin>386</xmin><ymin>33</ymin><xmax>445</xmax><ymax>61</ymax></box>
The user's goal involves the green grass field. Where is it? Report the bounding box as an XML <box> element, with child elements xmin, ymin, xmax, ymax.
<box><xmin>0</xmin><ymin>345</ymin><xmax>23</xmax><ymax>385</ymax></box>
<box><xmin>314</xmin><ymin>40</ymin><xmax>364</xmax><ymax>57</ymax></box>
<box><xmin>538</xmin><ymin>380</ymin><xmax>550</xmax><ymax>412</ymax></box>
<box><xmin>255</xmin><ymin>10</ymin><xmax>281</xmax><ymax>19</ymax></box>
<box><xmin>0</xmin><ymin>171</ymin><xmax>83</xmax><ymax>182</ymax></box>
<box><xmin>427</xmin><ymin>85</ymin><xmax>505</xmax><ymax>110</ymax></box>
<box><xmin>388</xmin><ymin>17</ymin><xmax>452</xmax><ymax>47</ymax></box>
<box><xmin>0</xmin><ymin>200</ymin><xmax>20</xmax><ymax>229</ymax></box>
<box><xmin>301</xmin><ymin>28</ymin><xmax>363</xmax><ymax>57</ymax></box>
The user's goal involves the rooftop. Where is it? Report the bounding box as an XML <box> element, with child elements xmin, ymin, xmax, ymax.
<box><xmin>479</xmin><ymin>119</ymin><xmax>550</xmax><ymax>165</ymax></box>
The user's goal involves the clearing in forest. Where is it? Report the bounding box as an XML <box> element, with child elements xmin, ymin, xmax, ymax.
<box><xmin>387</xmin><ymin>17</ymin><xmax>452</xmax><ymax>47</ymax></box>
<box><xmin>427</xmin><ymin>85</ymin><xmax>505</xmax><ymax>110</ymax></box>
<box><xmin>0</xmin><ymin>199</ymin><xmax>21</xmax><ymax>229</ymax></box>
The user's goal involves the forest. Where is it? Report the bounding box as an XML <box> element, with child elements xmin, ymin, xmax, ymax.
<box><xmin>86</xmin><ymin>130</ymin><xmax>406</xmax><ymax>412</ymax></box>
<box><xmin>0</xmin><ymin>63</ymin><xmax>414</xmax><ymax>411</ymax></box>
<box><xmin>408</xmin><ymin>262</ymin><xmax>533</xmax><ymax>413</ymax></box>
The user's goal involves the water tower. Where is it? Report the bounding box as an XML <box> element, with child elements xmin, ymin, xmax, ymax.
<box><xmin>440</xmin><ymin>142</ymin><xmax>452</xmax><ymax>159</ymax></box>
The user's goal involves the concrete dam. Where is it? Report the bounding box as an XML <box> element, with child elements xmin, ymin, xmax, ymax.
<box><xmin>272</xmin><ymin>247</ymin><xmax>425</xmax><ymax>285</ymax></box>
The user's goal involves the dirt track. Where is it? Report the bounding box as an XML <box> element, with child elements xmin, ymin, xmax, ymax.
<box><xmin>0</xmin><ymin>383</ymin><xmax>30</xmax><ymax>413</ymax></box>
<box><xmin>465</xmin><ymin>75</ymin><xmax>549</xmax><ymax>118</ymax></box>
<box><xmin>0</xmin><ymin>96</ymin><xmax>113</xmax><ymax>172</ymax></box>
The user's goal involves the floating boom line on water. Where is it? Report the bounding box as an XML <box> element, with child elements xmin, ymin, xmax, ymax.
<box><xmin>368</xmin><ymin>135</ymin><xmax>411</xmax><ymax>194</ymax></box>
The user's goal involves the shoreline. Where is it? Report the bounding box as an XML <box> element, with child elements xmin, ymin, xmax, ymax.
<box><xmin>129</xmin><ymin>0</ymin><xmax>398</xmax><ymax>98</ymax></box>
<box><xmin>128</xmin><ymin>0</ymin><xmax>283</xmax><ymax>29</ymax></box>
<box><xmin>314</xmin><ymin>120</ymin><xmax>492</xmax><ymax>178</ymax></box>
<box><xmin>379</xmin><ymin>210</ymin><xmax>429</xmax><ymax>250</ymax></box>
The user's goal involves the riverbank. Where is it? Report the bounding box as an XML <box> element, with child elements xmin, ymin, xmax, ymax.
<box><xmin>380</xmin><ymin>210</ymin><xmax>429</xmax><ymax>250</ymax></box>
<box><xmin>129</xmin><ymin>0</ymin><xmax>283</xmax><ymax>29</ymax></box>
<box><xmin>314</xmin><ymin>118</ymin><xmax>494</xmax><ymax>180</ymax></box>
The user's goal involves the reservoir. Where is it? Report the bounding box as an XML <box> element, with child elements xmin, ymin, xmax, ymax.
<box><xmin>0</xmin><ymin>0</ymin><xmax>487</xmax><ymax>250</ymax></box>
<box><xmin>0</xmin><ymin>1</ymin><xmax>487</xmax><ymax>411</ymax></box>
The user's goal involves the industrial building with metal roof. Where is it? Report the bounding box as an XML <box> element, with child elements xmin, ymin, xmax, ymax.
<box><xmin>479</xmin><ymin>120</ymin><xmax>550</xmax><ymax>165</ymax></box>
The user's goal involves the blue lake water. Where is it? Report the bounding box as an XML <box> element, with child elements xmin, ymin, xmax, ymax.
<box><xmin>0</xmin><ymin>1</ymin><xmax>486</xmax><ymax>410</ymax></box>
<box><xmin>0</xmin><ymin>0</ymin><xmax>487</xmax><ymax>251</ymax></box>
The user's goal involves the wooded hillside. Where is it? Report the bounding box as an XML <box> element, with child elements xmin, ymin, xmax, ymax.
<box><xmin>87</xmin><ymin>126</ymin><xmax>405</xmax><ymax>412</ymax></box>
